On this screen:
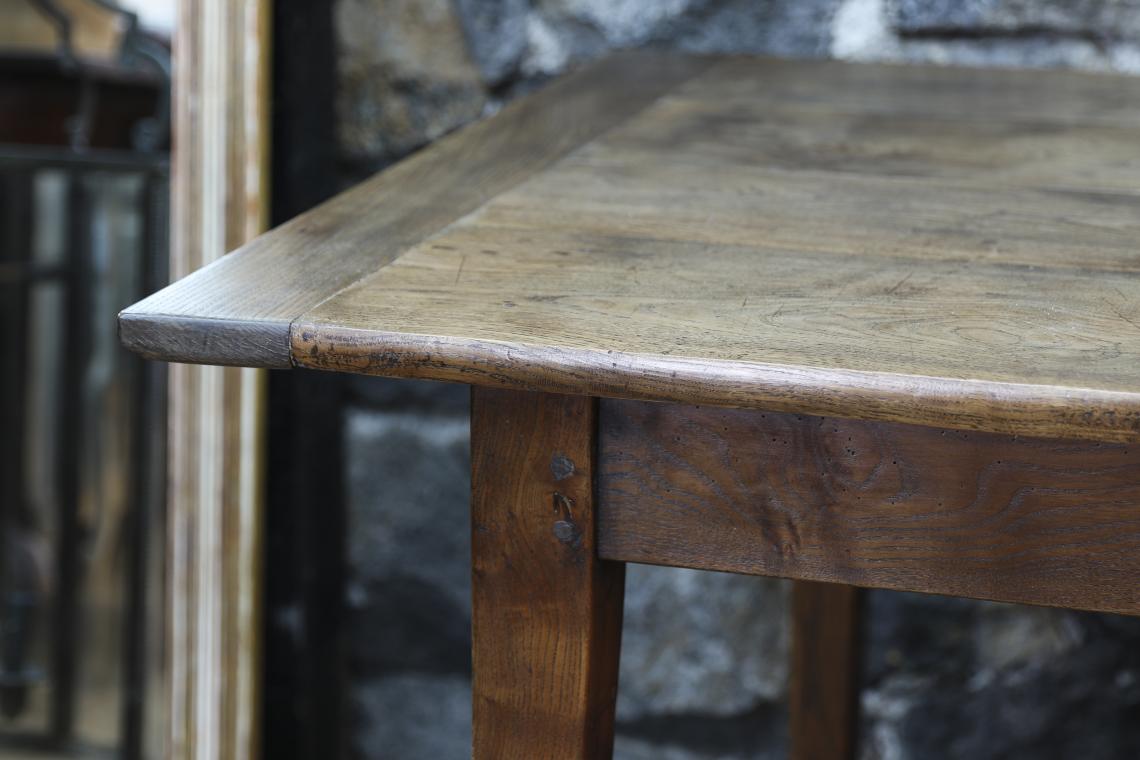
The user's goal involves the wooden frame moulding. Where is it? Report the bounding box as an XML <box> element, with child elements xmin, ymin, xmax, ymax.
<box><xmin>167</xmin><ymin>1</ymin><xmax>270</xmax><ymax>759</ymax></box>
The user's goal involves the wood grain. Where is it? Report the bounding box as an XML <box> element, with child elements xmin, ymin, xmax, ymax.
<box><xmin>471</xmin><ymin>389</ymin><xmax>625</xmax><ymax>759</ymax></box>
<box><xmin>119</xmin><ymin>52</ymin><xmax>711</xmax><ymax>366</ymax></box>
<box><xmin>597</xmin><ymin>399</ymin><xmax>1140</xmax><ymax>616</ymax></box>
<box><xmin>679</xmin><ymin>56</ymin><xmax>1140</xmax><ymax>129</ymax></box>
<box><xmin>124</xmin><ymin>53</ymin><xmax>1140</xmax><ymax>441</ymax></box>
<box><xmin>600</xmin><ymin>95</ymin><xmax>1140</xmax><ymax>193</ymax></box>
<box><xmin>790</xmin><ymin>581</ymin><xmax>861</xmax><ymax>760</ymax></box>
<box><xmin>291</xmin><ymin>234</ymin><xmax>1140</xmax><ymax>442</ymax></box>
<box><xmin>289</xmin><ymin>57</ymin><xmax>1140</xmax><ymax>443</ymax></box>
<box><xmin>166</xmin><ymin>2</ymin><xmax>269</xmax><ymax>759</ymax></box>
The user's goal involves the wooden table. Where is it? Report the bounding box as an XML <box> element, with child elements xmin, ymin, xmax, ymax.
<box><xmin>121</xmin><ymin>53</ymin><xmax>1140</xmax><ymax>759</ymax></box>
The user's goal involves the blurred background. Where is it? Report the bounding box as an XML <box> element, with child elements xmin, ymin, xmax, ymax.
<box><xmin>3</xmin><ymin>1</ymin><xmax>1140</xmax><ymax>759</ymax></box>
<box><xmin>0</xmin><ymin>1</ymin><xmax>170</xmax><ymax>758</ymax></box>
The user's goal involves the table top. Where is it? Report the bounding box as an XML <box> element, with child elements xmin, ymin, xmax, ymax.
<box><xmin>121</xmin><ymin>53</ymin><xmax>1140</xmax><ymax>442</ymax></box>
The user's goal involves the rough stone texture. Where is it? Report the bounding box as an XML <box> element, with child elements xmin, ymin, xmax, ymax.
<box><xmin>489</xmin><ymin>0</ymin><xmax>841</xmax><ymax>78</ymax></box>
<box><xmin>335</xmin><ymin>0</ymin><xmax>1140</xmax><ymax>166</ymax></box>
<box><xmin>452</xmin><ymin>0</ymin><xmax>529</xmax><ymax>85</ymax></box>
<box><xmin>669</xmin><ymin>0</ymin><xmax>839</xmax><ymax>56</ymax></box>
<box><xmin>345</xmin><ymin>405</ymin><xmax>471</xmax><ymax>681</ymax></box>
<box><xmin>891</xmin><ymin>0</ymin><xmax>1140</xmax><ymax>37</ymax></box>
<box><xmin>335</xmin><ymin>0</ymin><xmax>843</xmax><ymax>163</ymax></box>
<box><xmin>860</xmin><ymin>591</ymin><xmax>1140</xmax><ymax>760</ymax></box>
<box><xmin>618</xmin><ymin>566</ymin><xmax>788</xmax><ymax>720</ymax></box>
<box><xmin>351</xmin><ymin>674</ymin><xmax>471</xmax><ymax>760</ymax></box>
<box><xmin>833</xmin><ymin>0</ymin><xmax>1140</xmax><ymax>72</ymax></box>
<box><xmin>615</xmin><ymin>701</ymin><xmax>787</xmax><ymax>760</ymax></box>
<box><xmin>337</xmin><ymin>3</ymin><xmax>1140</xmax><ymax>758</ymax></box>
<box><xmin>335</xmin><ymin>0</ymin><xmax>487</xmax><ymax>165</ymax></box>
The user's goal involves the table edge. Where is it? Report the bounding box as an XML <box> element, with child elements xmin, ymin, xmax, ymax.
<box><xmin>119</xmin><ymin>311</ymin><xmax>292</xmax><ymax>367</ymax></box>
<box><xmin>117</xmin><ymin>51</ymin><xmax>716</xmax><ymax>368</ymax></box>
<box><xmin>291</xmin><ymin>325</ymin><xmax>1140</xmax><ymax>443</ymax></box>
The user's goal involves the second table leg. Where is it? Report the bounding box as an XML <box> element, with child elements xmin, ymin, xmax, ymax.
<box><xmin>789</xmin><ymin>580</ymin><xmax>862</xmax><ymax>760</ymax></box>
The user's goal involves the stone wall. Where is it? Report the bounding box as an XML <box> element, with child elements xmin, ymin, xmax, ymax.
<box><xmin>337</xmin><ymin>2</ymin><xmax>1140</xmax><ymax>758</ymax></box>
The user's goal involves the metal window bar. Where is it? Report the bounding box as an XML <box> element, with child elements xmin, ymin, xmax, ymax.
<box><xmin>1</xmin><ymin>1</ymin><xmax>169</xmax><ymax>756</ymax></box>
<box><xmin>0</xmin><ymin>150</ymin><xmax>169</xmax><ymax>759</ymax></box>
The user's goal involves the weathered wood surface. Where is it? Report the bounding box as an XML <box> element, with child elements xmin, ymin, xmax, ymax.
<box><xmin>790</xmin><ymin>581</ymin><xmax>861</xmax><ymax>760</ymax></box>
<box><xmin>125</xmin><ymin>54</ymin><xmax>1140</xmax><ymax>441</ymax></box>
<box><xmin>119</xmin><ymin>52</ymin><xmax>711</xmax><ymax>366</ymax></box>
<box><xmin>471</xmin><ymin>389</ymin><xmax>625</xmax><ymax>759</ymax></box>
<box><xmin>597</xmin><ymin>399</ymin><xmax>1140</xmax><ymax>616</ymax></box>
<box><xmin>166</xmin><ymin>2</ymin><xmax>270</xmax><ymax>759</ymax></box>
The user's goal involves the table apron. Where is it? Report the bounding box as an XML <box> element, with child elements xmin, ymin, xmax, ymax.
<box><xmin>597</xmin><ymin>398</ymin><xmax>1140</xmax><ymax>616</ymax></box>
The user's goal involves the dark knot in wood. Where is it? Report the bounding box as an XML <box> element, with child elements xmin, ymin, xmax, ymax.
<box><xmin>550</xmin><ymin>453</ymin><xmax>575</xmax><ymax>481</ymax></box>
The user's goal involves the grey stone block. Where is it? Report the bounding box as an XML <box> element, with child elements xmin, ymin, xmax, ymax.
<box><xmin>517</xmin><ymin>0</ymin><xmax>839</xmax><ymax>77</ymax></box>
<box><xmin>616</xmin><ymin>699</ymin><xmax>788</xmax><ymax>759</ymax></box>
<box><xmin>896</xmin><ymin>35</ymin><xmax>1119</xmax><ymax>69</ymax></box>
<box><xmin>346</xmin><ymin>406</ymin><xmax>470</xmax><ymax>601</ymax></box>
<box><xmin>616</xmin><ymin>733</ymin><xmax>779</xmax><ymax>760</ymax></box>
<box><xmin>891</xmin><ymin>0</ymin><xmax>1140</xmax><ymax>37</ymax></box>
<box><xmin>618</xmin><ymin>565</ymin><xmax>789</xmax><ymax>719</ymax></box>
<box><xmin>835</xmin><ymin>0</ymin><xmax>1140</xmax><ymax>71</ymax></box>
<box><xmin>453</xmin><ymin>0</ymin><xmax>530</xmax><ymax>85</ymax></box>
<box><xmin>674</xmin><ymin>0</ymin><xmax>841</xmax><ymax>56</ymax></box>
<box><xmin>347</xmin><ymin>375</ymin><xmax>469</xmax><ymax>415</ymax></box>
<box><xmin>543</xmin><ymin>0</ymin><xmax>701</xmax><ymax>46</ymax></box>
<box><xmin>860</xmin><ymin>590</ymin><xmax>1140</xmax><ymax>760</ymax></box>
<box><xmin>351</xmin><ymin>674</ymin><xmax>471</xmax><ymax>760</ymax></box>
<box><xmin>335</xmin><ymin>0</ymin><xmax>487</xmax><ymax>162</ymax></box>
<box><xmin>345</xmin><ymin>407</ymin><xmax>472</xmax><ymax>657</ymax></box>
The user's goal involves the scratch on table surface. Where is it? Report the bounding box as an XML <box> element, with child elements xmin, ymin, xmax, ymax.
<box><xmin>454</xmin><ymin>254</ymin><xmax>467</xmax><ymax>285</ymax></box>
<box><xmin>1109</xmin><ymin>288</ymin><xmax>1140</xmax><ymax>333</ymax></box>
<box><xmin>885</xmin><ymin>271</ymin><xmax>913</xmax><ymax>296</ymax></box>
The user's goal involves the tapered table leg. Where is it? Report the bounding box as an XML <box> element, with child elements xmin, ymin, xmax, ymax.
<box><xmin>471</xmin><ymin>388</ymin><xmax>626</xmax><ymax>759</ymax></box>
